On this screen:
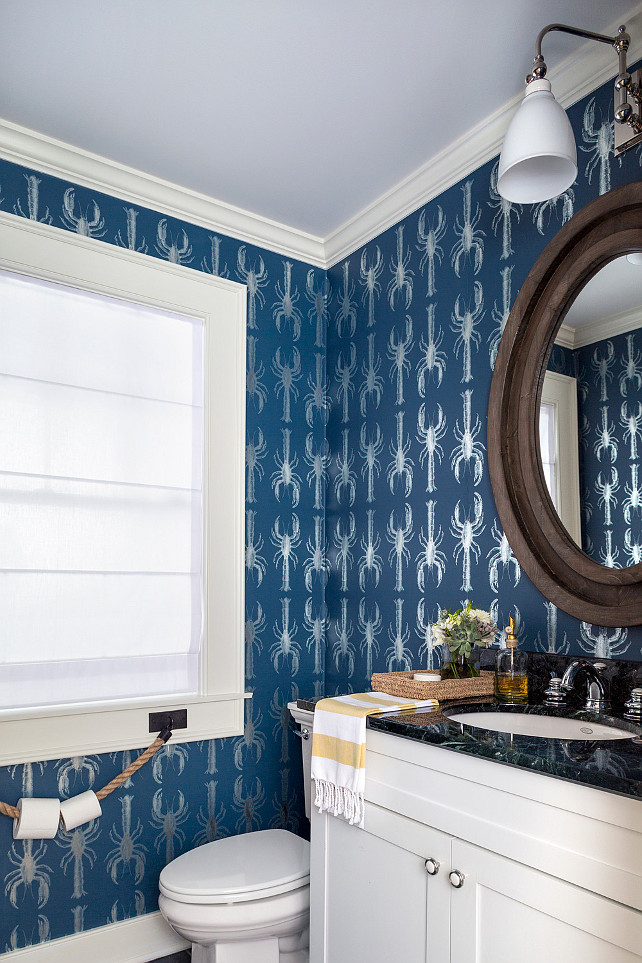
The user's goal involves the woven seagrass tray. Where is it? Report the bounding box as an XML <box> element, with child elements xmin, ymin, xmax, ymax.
<box><xmin>371</xmin><ymin>669</ymin><xmax>494</xmax><ymax>702</ymax></box>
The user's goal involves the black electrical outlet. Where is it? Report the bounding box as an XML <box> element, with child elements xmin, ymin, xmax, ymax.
<box><xmin>149</xmin><ymin>709</ymin><xmax>188</xmax><ymax>733</ymax></box>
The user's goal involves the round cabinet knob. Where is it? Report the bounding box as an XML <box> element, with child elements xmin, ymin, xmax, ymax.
<box><xmin>449</xmin><ymin>870</ymin><xmax>465</xmax><ymax>888</ymax></box>
<box><xmin>425</xmin><ymin>857</ymin><xmax>440</xmax><ymax>876</ymax></box>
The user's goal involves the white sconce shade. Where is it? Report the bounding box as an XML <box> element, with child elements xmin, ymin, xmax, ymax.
<box><xmin>498</xmin><ymin>79</ymin><xmax>577</xmax><ymax>203</ymax></box>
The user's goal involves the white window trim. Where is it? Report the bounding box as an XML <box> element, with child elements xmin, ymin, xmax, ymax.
<box><xmin>541</xmin><ymin>370</ymin><xmax>582</xmax><ymax>548</ymax></box>
<box><xmin>0</xmin><ymin>211</ymin><xmax>247</xmax><ymax>765</ymax></box>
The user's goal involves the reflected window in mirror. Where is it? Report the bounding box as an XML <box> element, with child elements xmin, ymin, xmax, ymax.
<box><xmin>540</xmin><ymin>371</ymin><xmax>581</xmax><ymax>547</ymax></box>
<box><xmin>546</xmin><ymin>254</ymin><xmax>642</xmax><ymax>567</ymax></box>
<box><xmin>540</xmin><ymin>399</ymin><xmax>556</xmax><ymax>503</ymax></box>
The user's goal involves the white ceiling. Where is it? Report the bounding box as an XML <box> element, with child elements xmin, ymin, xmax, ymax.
<box><xmin>566</xmin><ymin>256</ymin><xmax>642</xmax><ymax>329</ymax></box>
<box><xmin>0</xmin><ymin>0</ymin><xmax>639</xmax><ymax>239</ymax></box>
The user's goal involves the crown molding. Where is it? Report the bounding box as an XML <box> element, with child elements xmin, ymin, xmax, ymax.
<box><xmin>324</xmin><ymin>3</ymin><xmax>642</xmax><ymax>266</ymax></box>
<box><xmin>574</xmin><ymin>305</ymin><xmax>642</xmax><ymax>348</ymax></box>
<box><xmin>555</xmin><ymin>323</ymin><xmax>576</xmax><ymax>349</ymax></box>
<box><xmin>557</xmin><ymin>305</ymin><xmax>642</xmax><ymax>350</ymax></box>
<box><xmin>0</xmin><ymin>118</ymin><xmax>327</xmax><ymax>268</ymax></box>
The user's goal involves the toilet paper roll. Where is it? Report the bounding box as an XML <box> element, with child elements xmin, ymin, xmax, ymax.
<box><xmin>13</xmin><ymin>798</ymin><xmax>61</xmax><ymax>840</ymax></box>
<box><xmin>59</xmin><ymin>790</ymin><xmax>102</xmax><ymax>831</ymax></box>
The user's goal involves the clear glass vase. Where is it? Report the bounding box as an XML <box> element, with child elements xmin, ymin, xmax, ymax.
<box><xmin>441</xmin><ymin>651</ymin><xmax>480</xmax><ymax>680</ymax></box>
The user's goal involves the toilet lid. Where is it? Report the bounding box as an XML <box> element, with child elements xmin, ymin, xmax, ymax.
<box><xmin>159</xmin><ymin>829</ymin><xmax>310</xmax><ymax>904</ymax></box>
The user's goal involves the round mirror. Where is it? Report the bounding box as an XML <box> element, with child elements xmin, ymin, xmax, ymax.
<box><xmin>540</xmin><ymin>255</ymin><xmax>642</xmax><ymax>565</ymax></box>
<box><xmin>488</xmin><ymin>181</ymin><xmax>642</xmax><ymax>626</ymax></box>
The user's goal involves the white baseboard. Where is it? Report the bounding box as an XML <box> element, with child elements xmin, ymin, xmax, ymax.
<box><xmin>0</xmin><ymin>911</ymin><xmax>189</xmax><ymax>963</ymax></box>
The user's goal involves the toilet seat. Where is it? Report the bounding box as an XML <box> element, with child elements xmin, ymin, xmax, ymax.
<box><xmin>159</xmin><ymin>829</ymin><xmax>310</xmax><ymax>904</ymax></box>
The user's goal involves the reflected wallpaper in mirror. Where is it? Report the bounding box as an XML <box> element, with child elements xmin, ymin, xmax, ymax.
<box><xmin>543</xmin><ymin>254</ymin><xmax>642</xmax><ymax>568</ymax></box>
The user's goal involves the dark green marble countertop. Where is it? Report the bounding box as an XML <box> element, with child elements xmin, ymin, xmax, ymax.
<box><xmin>365</xmin><ymin>701</ymin><xmax>642</xmax><ymax>801</ymax></box>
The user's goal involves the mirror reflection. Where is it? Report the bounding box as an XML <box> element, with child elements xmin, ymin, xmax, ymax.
<box><xmin>540</xmin><ymin>254</ymin><xmax>642</xmax><ymax>567</ymax></box>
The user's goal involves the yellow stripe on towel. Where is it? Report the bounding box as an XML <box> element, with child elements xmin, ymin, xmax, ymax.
<box><xmin>311</xmin><ymin>691</ymin><xmax>438</xmax><ymax>829</ymax></box>
<box><xmin>348</xmin><ymin>694</ymin><xmax>421</xmax><ymax>709</ymax></box>
<box><xmin>313</xmin><ymin>698</ymin><xmax>393</xmax><ymax>718</ymax></box>
<box><xmin>311</xmin><ymin>733</ymin><xmax>367</xmax><ymax>769</ymax></box>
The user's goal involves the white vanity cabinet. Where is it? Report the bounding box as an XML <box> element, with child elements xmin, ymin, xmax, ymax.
<box><xmin>450</xmin><ymin>838</ymin><xmax>642</xmax><ymax>962</ymax></box>
<box><xmin>316</xmin><ymin>805</ymin><xmax>450</xmax><ymax>962</ymax></box>
<box><xmin>309</xmin><ymin>728</ymin><xmax>642</xmax><ymax>963</ymax></box>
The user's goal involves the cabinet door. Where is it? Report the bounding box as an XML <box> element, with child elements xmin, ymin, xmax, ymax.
<box><xmin>322</xmin><ymin>811</ymin><xmax>447</xmax><ymax>963</ymax></box>
<box><xmin>450</xmin><ymin>839</ymin><xmax>642</xmax><ymax>963</ymax></box>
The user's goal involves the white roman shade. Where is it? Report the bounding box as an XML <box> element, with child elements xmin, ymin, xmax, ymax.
<box><xmin>0</xmin><ymin>268</ymin><xmax>203</xmax><ymax>709</ymax></box>
<box><xmin>540</xmin><ymin>371</ymin><xmax>581</xmax><ymax>548</ymax></box>
<box><xmin>539</xmin><ymin>400</ymin><xmax>557</xmax><ymax>508</ymax></box>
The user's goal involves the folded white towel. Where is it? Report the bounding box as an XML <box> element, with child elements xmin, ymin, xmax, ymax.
<box><xmin>311</xmin><ymin>691</ymin><xmax>438</xmax><ymax>829</ymax></box>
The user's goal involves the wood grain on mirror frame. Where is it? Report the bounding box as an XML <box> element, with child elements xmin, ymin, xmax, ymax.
<box><xmin>488</xmin><ymin>180</ymin><xmax>642</xmax><ymax>627</ymax></box>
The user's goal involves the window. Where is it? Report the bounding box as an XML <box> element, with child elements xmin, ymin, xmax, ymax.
<box><xmin>540</xmin><ymin>371</ymin><xmax>581</xmax><ymax>547</ymax></box>
<box><xmin>0</xmin><ymin>213</ymin><xmax>246</xmax><ymax>765</ymax></box>
<box><xmin>539</xmin><ymin>399</ymin><xmax>558</xmax><ymax>507</ymax></box>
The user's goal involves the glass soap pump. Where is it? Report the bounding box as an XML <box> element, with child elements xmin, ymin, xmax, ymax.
<box><xmin>495</xmin><ymin>617</ymin><xmax>528</xmax><ymax>704</ymax></box>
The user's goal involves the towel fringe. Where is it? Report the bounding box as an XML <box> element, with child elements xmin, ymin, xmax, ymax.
<box><xmin>314</xmin><ymin>778</ymin><xmax>364</xmax><ymax>827</ymax></box>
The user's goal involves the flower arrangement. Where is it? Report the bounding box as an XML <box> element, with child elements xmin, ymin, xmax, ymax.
<box><xmin>432</xmin><ymin>602</ymin><xmax>497</xmax><ymax>678</ymax></box>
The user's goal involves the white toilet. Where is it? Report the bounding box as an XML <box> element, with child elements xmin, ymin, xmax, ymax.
<box><xmin>158</xmin><ymin>703</ymin><xmax>315</xmax><ymax>963</ymax></box>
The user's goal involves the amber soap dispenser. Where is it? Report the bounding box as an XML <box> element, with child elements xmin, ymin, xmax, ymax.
<box><xmin>495</xmin><ymin>617</ymin><xmax>528</xmax><ymax>704</ymax></box>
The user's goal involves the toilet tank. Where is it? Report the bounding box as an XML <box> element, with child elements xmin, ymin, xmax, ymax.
<box><xmin>288</xmin><ymin>702</ymin><xmax>314</xmax><ymax>820</ymax></box>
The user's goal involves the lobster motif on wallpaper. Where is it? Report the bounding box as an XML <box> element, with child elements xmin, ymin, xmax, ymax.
<box><xmin>1</xmin><ymin>68</ymin><xmax>641</xmax><ymax>952</ymax></box>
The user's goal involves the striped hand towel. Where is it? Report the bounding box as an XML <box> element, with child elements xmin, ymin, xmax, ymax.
<box><xmin>311</xmin><ymin>691</ymin><xmax>438</xmax><ymax>829</ymax></box>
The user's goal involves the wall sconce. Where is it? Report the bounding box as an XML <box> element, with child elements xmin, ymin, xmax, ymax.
<box><xmin>498</xmin><ymin>23</ymin><xmax>642</xmax><ymax>203</ymax></box>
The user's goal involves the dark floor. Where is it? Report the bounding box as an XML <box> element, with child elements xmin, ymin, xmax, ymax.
<box><xmin>152</xmin><ymin>953</ymin><xmax>191</xmax><ymax>963</ymax></box>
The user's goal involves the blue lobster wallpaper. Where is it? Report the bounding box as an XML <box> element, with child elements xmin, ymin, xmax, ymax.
<box><xmin>548</xmin><ymin>330</ymin><xmax>642</xmax><ymax>565</ymax></box>
<box><xmin>0</xmin><ymin>62</ymin><xmax>642</xmax><ymax>953</ymax></box>
<box><xmin>324</xmin><ymin>75</ymin><xmax>642</xmax><ymax>696</ymax></box>
<box><xmin>575</xmin><ymin>331</ymin><xmax>642</xmax><ymax>565</ymax></box>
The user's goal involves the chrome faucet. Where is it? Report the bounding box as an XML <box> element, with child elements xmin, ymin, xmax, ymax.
<box><xmin>560</xmin><ymin>660</ymin><xmax>611</xmax><ymax>714</ymax></box>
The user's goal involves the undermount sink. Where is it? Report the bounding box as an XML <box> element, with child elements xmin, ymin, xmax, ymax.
<box><xmin>444</xmin><ymin>709</ymin><xmax>636</xmax><ymax>741</ymax></box>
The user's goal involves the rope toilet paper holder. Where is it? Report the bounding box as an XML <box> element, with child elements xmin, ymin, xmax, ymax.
<box><xmin>0</xmin><ymin>723</ymin><xmax>173</xmax><ymax>839</ymax></box>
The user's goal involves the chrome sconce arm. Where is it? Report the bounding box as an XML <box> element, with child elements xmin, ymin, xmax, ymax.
<box><xmin>498</xmin><ymin>22</ymin><xmax>642</xmax><ymax>202</ymax></box>
<box><xmin>527</xmin><ymin>24</ymin><xmax>642</xmax><ymax>145</ymax></box>
<box><xmin>528</xmin><ymin>22</ymin><xmax>619</xmax><ymax>82</ymax></box>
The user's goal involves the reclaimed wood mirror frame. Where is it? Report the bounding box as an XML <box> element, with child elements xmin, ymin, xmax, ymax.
<box><xmin>488</xmin><ymin>180</ymin><xmax>642</xmax><ymax>627</ymax></box>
